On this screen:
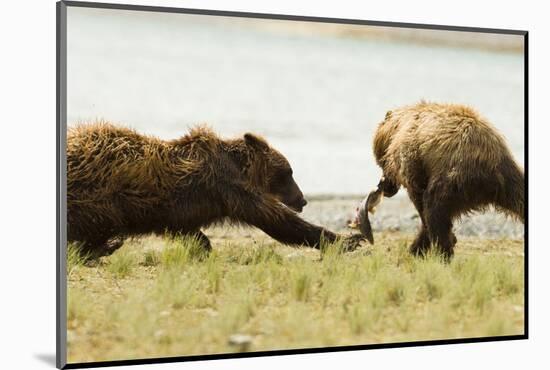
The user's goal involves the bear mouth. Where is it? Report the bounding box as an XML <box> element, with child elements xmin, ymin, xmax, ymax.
<box><xmin>277</xmin><ymin>196</ymin><xmax>306</xmax><ymax>213</ymax></box>
<box><xmin>281</xmin><ymin>201</ymin><xmax>304</xmax><ymax>213</ymax></box>
<box><xmin>288</xmin><ymin>197</ymin><xmax>307</xmax><ymax>213</ymax></box>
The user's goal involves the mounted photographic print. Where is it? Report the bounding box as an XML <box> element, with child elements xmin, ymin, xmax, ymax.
<box><xmin>56</xmin><ymin>1</ymin><xmax>527</xmax><ymax>368</ymax></box>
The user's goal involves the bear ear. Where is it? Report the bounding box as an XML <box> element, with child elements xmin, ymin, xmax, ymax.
<box><xmin>244</xmin><ymin>133</ymin><xmax>269</xmax><ymax>152</ymax></box>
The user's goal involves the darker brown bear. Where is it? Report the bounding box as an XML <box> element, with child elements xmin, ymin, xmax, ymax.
<box><xmin>67</xmin><ymin>122</ymin><xmax>352</xmax><ymax>257</ymax></box>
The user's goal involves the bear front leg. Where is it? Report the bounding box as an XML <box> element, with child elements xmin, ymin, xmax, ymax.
<box><xmin>258</xmin><ymin>205</ymin><xmax>338</xmax><ymax>248</ymax></box>
<box><xmin>406</xmin><ymin>187</ymin><xmax>430</xmax><ymax>257</ymax></box>
<box><xmin>423</xmin><ymin>195</ymin><xmax>455</xmax><ymax>262</ymax></box>
<box><xmin>225</xmin><ymin>186</ymin><xmax>338</xmax><ymax>249</ymax></box>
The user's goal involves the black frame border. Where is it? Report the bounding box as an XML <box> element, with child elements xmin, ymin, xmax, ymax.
<box><xmin>57</xmin><ymin>1</ymin><xmax>68</xmax><ymax>368</ymax></box>
<box><xmin>56</xmin><ymin>1</ymin><xmax>529</xmax><ymax>369</ymax></box>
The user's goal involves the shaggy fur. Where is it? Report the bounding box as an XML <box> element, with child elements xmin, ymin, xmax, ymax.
<box><xmin>67</xmin><ymin>122</ymin><xmax>346</xmax><ymax>257</ymax></box>
<box><xmin>372</xmin><ymin>101</ymin><xmax>524</xmax><ymax>260</ymax></box>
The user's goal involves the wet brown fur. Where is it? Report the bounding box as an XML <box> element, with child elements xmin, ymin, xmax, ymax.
<box><xmin>372</xmin><ymin>101</ymin><xmax>524</xmax><ymax>260</ymax></box>
<box><xmin>67</xmin><ymin>121</ymin><xmax>341</xmax><ymax>257</ymax></box>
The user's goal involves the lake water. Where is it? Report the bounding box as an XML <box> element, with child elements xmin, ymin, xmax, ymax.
<box><xmin>67</xmin><ymin>8</ymin><xmax>525</xmax><ymax>196</ymax></box>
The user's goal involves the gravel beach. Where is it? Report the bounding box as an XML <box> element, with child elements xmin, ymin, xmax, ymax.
<box><xmin>301</xmin><ymin>194</ymin><xmax>524</xmax><ymax>239</ymax></box>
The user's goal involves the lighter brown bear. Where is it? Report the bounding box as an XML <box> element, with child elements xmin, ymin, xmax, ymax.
<box><xmin>371</xmin><ymin>101</ymin><xmax>524</xmax><ymax>260</ymax></box>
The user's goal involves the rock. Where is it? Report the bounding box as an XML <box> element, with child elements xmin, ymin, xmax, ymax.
<box><xmin>286</xmin><ymin>252</ymin><xmax>304</xmax><ymax>260</ymax></box>
<box><xmin>228</xmin><ymin>334</ymin><xmax>253</xmax><ymax>352</ymax></box>
<box><xmin>67</xmin><ymin>330</ymin><xmax>77</xmax><ymax>343</ymax></box>
<box><xmin>512</xmin><ymin>305</ymin><xmax>523</xmax><ymax>313</ymax></box>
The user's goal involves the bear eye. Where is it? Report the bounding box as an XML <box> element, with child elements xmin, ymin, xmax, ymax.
<box><xmin>271</xmin><ymin>169</ymin><xmax>292</xmax><ymax>187</ymax></box>
<box><xmin>278</xmin><ymin>169</ymin><xmax>292</xmax><ymax>181</ymax></box>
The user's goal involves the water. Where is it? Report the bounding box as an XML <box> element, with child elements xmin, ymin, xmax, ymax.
<box><xmin>67</xmin><ymin>7</ymin><xmax>525</xmax><ymax>196</ymax></box>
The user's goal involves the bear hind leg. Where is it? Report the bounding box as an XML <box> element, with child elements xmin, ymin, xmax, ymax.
<box><xmin>194</xmin><ymin>230</ymin><xmax>212</xmax><ymax>253</ymax></box>
<box><xmin>76</xmin><ymin>235</ymin><xmax>125</xmax><ymax>262</ymax></box>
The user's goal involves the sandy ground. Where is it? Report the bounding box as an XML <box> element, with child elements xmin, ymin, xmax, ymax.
<box><xmin>300</xmin><ymin>195</ymin><xmax>524</xmax><ymax>239</ymax></box>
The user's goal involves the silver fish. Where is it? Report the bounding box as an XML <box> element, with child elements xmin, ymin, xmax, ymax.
<box><xmin>357</xmin><ymin>187</ymin><xmax>383</xmax><ymax>244</ymax></box>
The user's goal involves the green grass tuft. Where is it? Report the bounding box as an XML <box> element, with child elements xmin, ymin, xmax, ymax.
<box><xmin>107</xmin><ymin>248</ymin><xmax>137</xmax><ymax>278</ymax></box>
<box><xmin>235</xmin><ymin>244</ymin><xmax>283</xmax><ymax>265</ymax></box>
<box><xmin>292</xmin><ymin>272</ymin><xmax>312</xmax><ymax>302</ymax></box>
<box><xmin>206</xmin><ymin>253</ymin><xmax>223</xmax><ymax>294</ymax></box>
<box><xmin>142</xmin><ymin>250</ymin><xmax>161</xmax><ymax>267</ymax></box>
<box><xmin>161</xmin><ymin>234</ymin><xmax>209</xmax><ymax>268</ymax></box>
<box><xmin>67</xmin><ymin>242</ymin><xmax>90</xmax><ymax>278</ymax></box>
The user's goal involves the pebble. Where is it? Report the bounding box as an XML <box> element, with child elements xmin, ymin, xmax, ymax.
<box><xmin>286</xmin><ymin>252</ymin><xmax>304</xmax><ymax>260</ymax></box>
<box><xmin>67</xmin><ymin>330</ymin><xmax>77</xmax><ymax>343</ymax></box>
<box><xmin>228</xmin><ymin>334</ymin><xmax>253</xmax><ymax>352</ymax></box>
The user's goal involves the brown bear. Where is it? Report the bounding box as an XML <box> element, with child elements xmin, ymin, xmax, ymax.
<box><xmin>362</xmin><ymin>101</ymin><xmax>524</xmax><ymax>260</ymax></box>
<box><xmin>67</xmin><ymin>122</ymin><xmax>360</xmax><ymax>257</ymax></box>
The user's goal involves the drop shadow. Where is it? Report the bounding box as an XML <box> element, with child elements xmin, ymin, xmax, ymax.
<box><xmin>34</xmin><ymin>353</ymin><xmax>57</xmax><ymax>367</ymax></box>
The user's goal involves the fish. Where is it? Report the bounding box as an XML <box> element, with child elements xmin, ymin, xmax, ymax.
<box><xmin>356</xmin><ymin>186</ymin><xmax>383</xmax><ymax>244</ymax></box>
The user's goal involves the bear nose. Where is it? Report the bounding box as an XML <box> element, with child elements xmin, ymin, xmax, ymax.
<box><xmin>301</xmin><ymin>199</ymin><xmax>308</xmax><ymax>207</ymax></box>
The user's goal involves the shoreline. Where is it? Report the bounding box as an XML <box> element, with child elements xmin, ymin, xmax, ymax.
<box><xmin>301</xmin><ymin>194</ymin><xmax>524</xmax><ymax>240</ymax></box>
